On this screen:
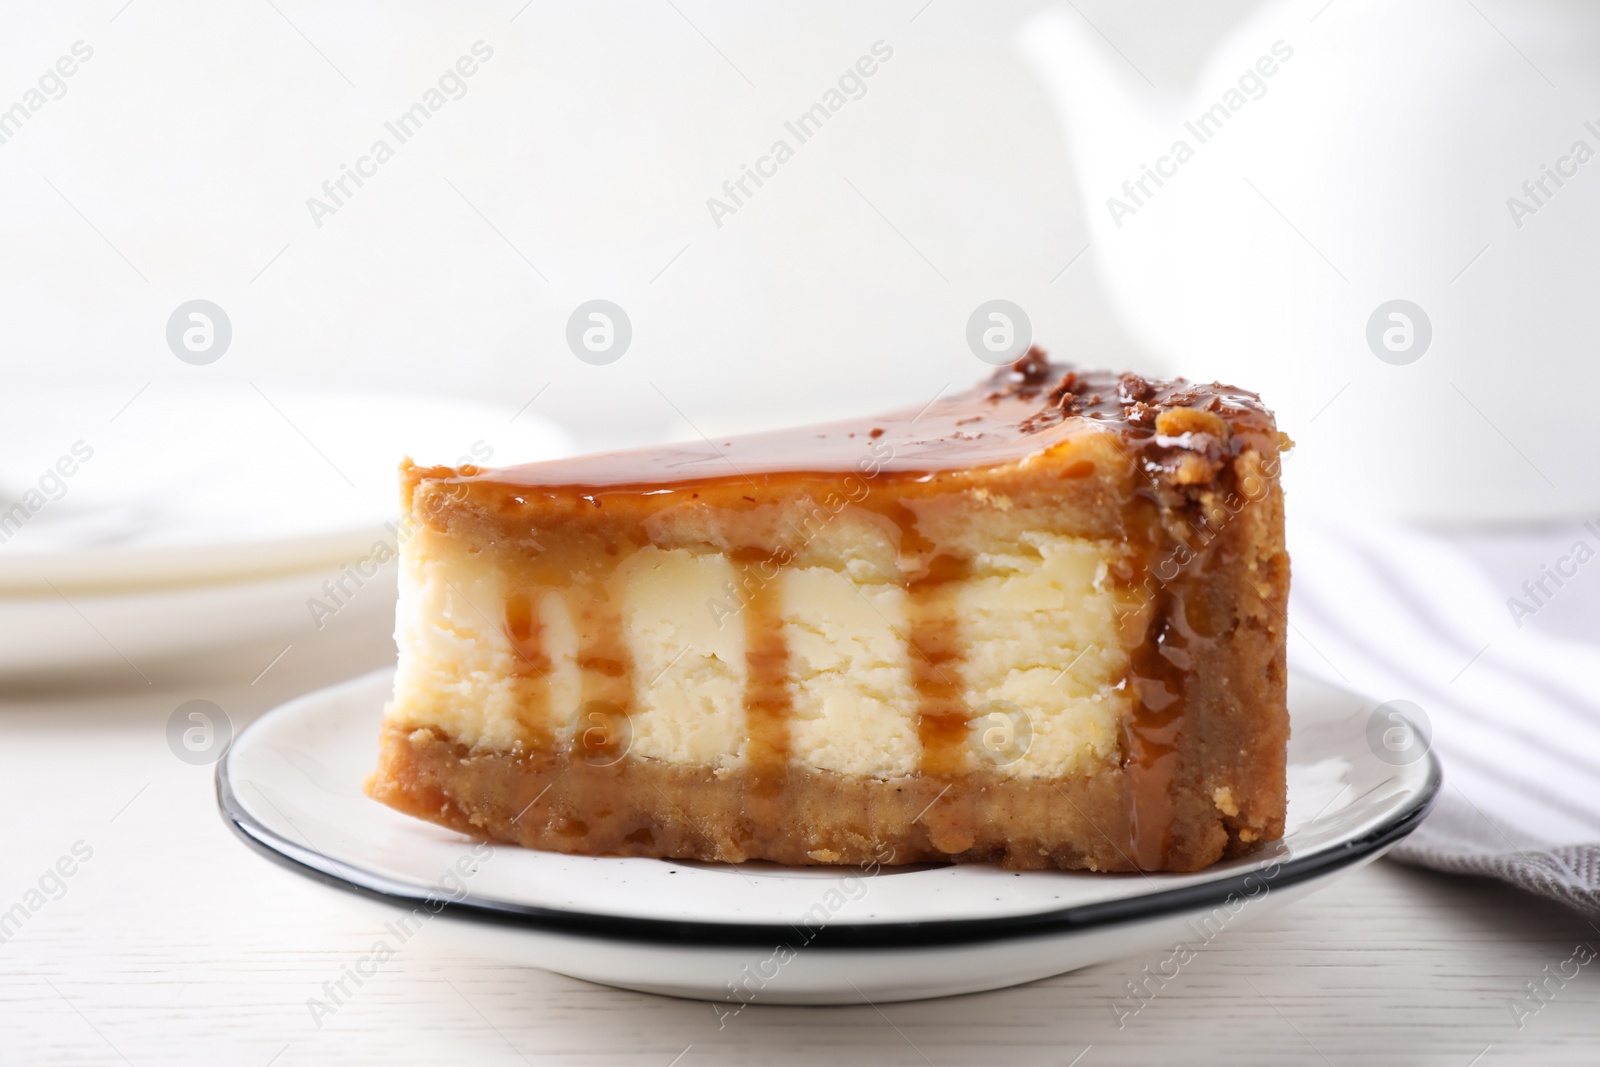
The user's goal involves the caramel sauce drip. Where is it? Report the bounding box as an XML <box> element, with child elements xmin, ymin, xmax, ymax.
<box><xmin>1120</xmin><ymin>597</ymin><xmax>1187</xmax><ymax>871</ymax></box>
<box><xmin>501</xmin><ymin>533</ymin><xmax>638</xmax><ymax>841</ymax></box>
<box><xmin>501</xmin><ymin>589</ymin><xmax>554</xmax><ymax>750</ymax></box>
<box><xmin>571</xmin><ymin>560</ymin><xmax>635</xmax><ymax>766</ymax></box>
<box><xmin>906</xmin><ymin>554</ymin><xmax>972</xmax><ymax>778</ymax></box>
<box><xmin>737</xmin><ymin>555</ymin><xmax>794</xmax><ymax>772</ymax></box>
<box><xmin>735</xmin><ymin>552</ymin><xmax>794</xmax><ymax>840</ymax></box>
<box><xmin>503</xmin><ymin>592</ymin><xmax>549</xmax><ymax>674</ymax></box>
<box><xmin>887</xmin><ymin>504</ymin><xmax>977</xmax><ymax>855</ymax></box>
<box><xmin>1110</xmin><ymin>436</ymin><xmax>1240</xmax><ymax>870</ymax></box>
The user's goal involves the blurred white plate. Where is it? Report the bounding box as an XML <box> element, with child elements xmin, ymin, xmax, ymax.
<box><xmin>0</xmin><ymin>383</ymin><xmax>570</xmax><ymax>594</ymax></box>
<box><xmin>218</xmin><ymin>670</ymin><xmax>1440</xmax><ymax>1004</ymax></box>
<box><xmin>0</xmin><ymin>563</ymin><xmax>395</xmax><ymax>681</ymax></box>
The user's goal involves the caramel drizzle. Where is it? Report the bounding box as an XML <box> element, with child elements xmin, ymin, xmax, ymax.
<box><xmin>906</xmin><ymin>554</ymin><xmax>972</xmax><ymax>778</ymax></box>
<box><xmin>879</xmin><ymin>499</ymin><xmax>978</xmax><ymax>856</ymax></box>
<box><xmin>736</xmin><ymin>552</ymin><xmax>794</xmax><ymax>839</ymax></box>
<box><xmin>499</xmin><ymin>541</ymin><xmax>639</xmax><ymax>842</ymax></box>
<box><xmin>1120</xmin><ymin>597</ymin><xmax>1185</xmax><ymax>871</ymax></box>
<box><xmin>737</xmin><ymin>555</ymin><xmax>793</xmax><ymax>771</ymax></box>
<box><xmin>572</xmin><ymin>566</ymin><xmax>635</xmax><ymax>763</ymax></box>
<box><xmin>501</xmin><ymin>589</ymin><xmax>554</xmax><ymax>751</ymax></box>
<box><xmin>1112</xmin><ymin>482</ymin><xmax>1209</xmax><ymax>871</ymax></box>
<box><xmin>906</xmin><ymin>574</ymin><xmax>979</xmax><ymax>855</ymax></box>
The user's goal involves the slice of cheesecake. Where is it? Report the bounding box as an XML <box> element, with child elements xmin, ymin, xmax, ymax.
<box><xmin>367</xmin><ymin>350</ymin><xmax>1290</xmax><ymax>872</ymax></box>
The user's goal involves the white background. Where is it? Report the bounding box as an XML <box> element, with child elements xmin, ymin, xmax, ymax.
<box><xmin>0</xmin><ymin>0</ymin><xmax>1268</xmax><ymax>453</ymax></box>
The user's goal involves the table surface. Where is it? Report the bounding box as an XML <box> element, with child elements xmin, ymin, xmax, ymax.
<box><xmin>3</xmin><ymin>630</ymin><xmax>1598</xmax><ymax>1067</ymax></box>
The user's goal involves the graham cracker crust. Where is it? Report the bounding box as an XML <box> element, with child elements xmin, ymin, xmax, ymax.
<box><xmin>367</xmin><ymin>714</ymin><xmax>1281</xmax><ymax>873</ymax></box>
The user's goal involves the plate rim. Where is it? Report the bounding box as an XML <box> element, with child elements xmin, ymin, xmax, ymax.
<box><xmin>215</xmin><ymin>675</ymin><xmax>1442</xmax><ymax>951</ymax></box>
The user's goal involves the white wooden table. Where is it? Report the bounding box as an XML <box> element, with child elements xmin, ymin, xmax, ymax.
<box><xmin>3</xmin><ymin>630</ymin><xmax>1597</xmax><ymax>1067</ymax></box>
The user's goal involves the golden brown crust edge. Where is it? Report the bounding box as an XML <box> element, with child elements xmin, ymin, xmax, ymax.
<box><xmin>1163</xmin><ymin>447</ymin><xmax>1290</xmax><ymax>868</ymax></box>
<box><xmin>367</xmin><ymin>725</ymin><xmax>1214</xmax><ymax>872</ymax></box>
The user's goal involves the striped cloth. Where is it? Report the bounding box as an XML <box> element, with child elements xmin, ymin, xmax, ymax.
<box><xmin>1287</xmin><ymin>514</ymin><xmax>1600</xmax><ymax>917</ymax></box>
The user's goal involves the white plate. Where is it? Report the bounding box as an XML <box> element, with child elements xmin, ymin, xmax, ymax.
<box><xmin>217</xmin><ymin>670</ymin><xmax>1440</xmax><ymax>1004</ymax></box>
<box><xmin>0</xmin><ymin>383</ymin><xmax>570</xmax><ymax>594</ymax></box>
<box><xmin>0</xmin><ymin>563</ymin><xmax>395</xmax><ymax>680</ymax></box>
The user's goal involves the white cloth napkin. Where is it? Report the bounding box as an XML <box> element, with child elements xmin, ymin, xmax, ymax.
<box><xmin>1287</xmin><ymin>515</ymin><xmax>1600</xmax><ymax>916</ymax></box>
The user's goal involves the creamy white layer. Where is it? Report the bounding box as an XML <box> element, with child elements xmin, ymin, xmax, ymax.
<box><xmin>388</xmin><ymin>520</ymin><xmax>1130</xmax><ymax>780</ymax></box>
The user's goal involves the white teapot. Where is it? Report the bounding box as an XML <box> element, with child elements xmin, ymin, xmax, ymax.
<box><xmin>1020</xmin><ymin>0</ymin><xmax>1600</xmax><ymax>521</ymax></box>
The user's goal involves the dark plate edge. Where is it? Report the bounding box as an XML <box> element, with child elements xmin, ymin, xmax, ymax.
<box><xmin>216</xmin><ymin>741</ymin><xmax>1441</xmax><ymax>951</ymax></box>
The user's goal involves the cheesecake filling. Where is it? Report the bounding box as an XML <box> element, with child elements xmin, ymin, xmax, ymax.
<box><xmin>389</xmin><ymin>507</ymin><xmax>1131</xmax><ymax>782</ymax></box>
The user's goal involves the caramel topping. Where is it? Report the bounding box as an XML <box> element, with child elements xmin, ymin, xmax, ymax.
<box><xmin>433</xmin><ymin>348</ymin><xmax>1276</xmax><ymax>499</ymax></box>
